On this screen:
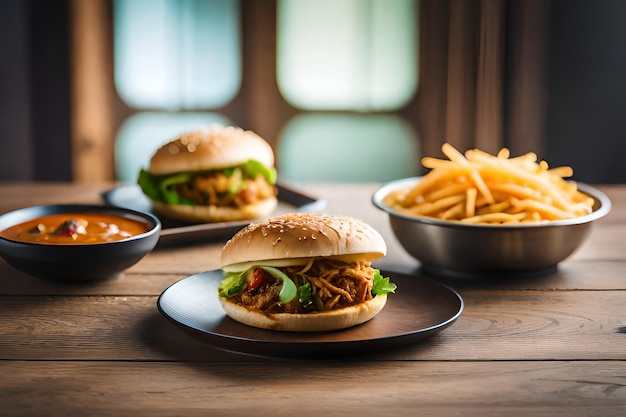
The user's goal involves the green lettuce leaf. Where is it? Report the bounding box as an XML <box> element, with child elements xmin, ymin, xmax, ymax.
<box><xmin>218</xmin><ymin>271</ymin><xmax>248</xmax><ymax>298</ymax></box>
<box><xmin>137</xmin><ymin>168</ymin><xmax>195</xmax><ymax>205</ymax></box>
<box><xmin>226</xmin><ymin>168</ymin><xmax>243</xmax><ymax>195</ymax></box>
<box><xmin>297</xmin><ymin>282</ymin><xmax>315</xmax><ymax>310</ymax></box>
<box><xmin>158</xmin><ymin>172</ymin><xmax>194</xmax><ymax>204</ymax></box>
<box><xmin>239</xmin><ymin>160</ymin><xmax>277</xmax><ymax>185</ymax></box>
<box><xmin>258</xmin><ymin>266</ymin><xmax>297</xmax><ymax>304</ymax></box>
<box><xmin>372</xmin><ymin>269</ymin><xmax>397</xmax><ymax>296</ymax></box>
<box><xmin>137</xmin><ymin>168</ymin><xmax>162</xmax><ymax>201</ymax></box>
<box><xmin>217</xmin><ymin>266</ymin><xmax>298</xmax><ymax>305</ymax></box>
<box><xmin>136</xmin><ymin>159</ymin><xmax>276</xmax><ymax>206</ymax></box>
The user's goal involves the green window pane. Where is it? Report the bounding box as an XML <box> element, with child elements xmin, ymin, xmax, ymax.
<box><xmin>277</xmin><ymin>0</ymin><xmax>418</xmax><ymax>111</ymax></box>
<box><xmin>277</xmin><ymin>114</ymin><xmax>421</xmax><ymax>182</ymax></box>
<box><xmin>114</xmin><ymin>0</ymin><xmax>241</xmax><ymax>110</ymax></box>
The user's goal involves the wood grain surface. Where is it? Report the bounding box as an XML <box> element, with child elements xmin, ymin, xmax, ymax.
<box><xmin>1</xmin><ymin>183</ymin><xmax>625</xmax><ymax>416</ymax></box>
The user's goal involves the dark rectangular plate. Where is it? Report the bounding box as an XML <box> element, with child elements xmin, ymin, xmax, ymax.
<box><xmin>102</xmin><ymin>183</ymin><xmax>326</xmax><ymax>246</ymax></box>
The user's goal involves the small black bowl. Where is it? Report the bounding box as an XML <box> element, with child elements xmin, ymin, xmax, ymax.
<box><xmin>0</xmin><ymin>204</ymin><xmax>161</xmax><ymax>281</ymax></box>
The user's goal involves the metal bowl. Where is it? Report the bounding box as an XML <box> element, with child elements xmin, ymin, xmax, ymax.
<box><xmin>0</xmin><ymin>204</ymin><xmax>161</xmax><ymax>281</ymax></box>
<box><xmin>372</xmin><ymin>177</ymin><xmax>612</xmax><ymax>278</ymax></box>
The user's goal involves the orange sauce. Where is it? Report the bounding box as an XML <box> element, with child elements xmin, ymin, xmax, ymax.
<box><xmin>0</xmin><ymin>213</ymin><xmax>150</xmax><ymax>245</ymax></box>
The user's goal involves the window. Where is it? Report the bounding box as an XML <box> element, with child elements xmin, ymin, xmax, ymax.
<box><xmin>278</xmin><ymin>113</ymin><xmax>420</xmax><ymax>182</ymax></box>
<box><xmin>113</xmin><ymin>0</ymin><xmax>240</xmax><ymax>182</ymax></box>
<box><xmin>276</xmin><ymin>0</ymin><xmax>420</xmax><ymax>181</ymax></box>
<box><xmin>113</xmin><ymin>0</ymin><xmax>241</xmax><ymax>109</ymax></box>
<box><xmin>111</xmin><ymin>0</ymin><xmax>420</xmax><ymax>182</ymax></box>
<box><xmin>277</xmin><ymin>0</ymin><xmax>418</xmax><ymax>111</ymax></box>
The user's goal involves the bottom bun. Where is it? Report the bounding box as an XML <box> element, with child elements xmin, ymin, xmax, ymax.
<box><xmin>218</xmin><ymin>294</ymin><xmax>388</xmax><ymax>332</ymax></box>
<box><xmin>150</xmin><ymin>197</ymin><xmax>278</xmax><ymax>223</ymax></box>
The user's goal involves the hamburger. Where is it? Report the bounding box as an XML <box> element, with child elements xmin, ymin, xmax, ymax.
<box><xmin>217</xmin><ymin>213</ymin><xmax>397</xmax><ymax>332</ymax></box>
<box><xmin>137</xmin><ymin>126</ymin><xmax>278</xmax><ymax>223</ymax></box>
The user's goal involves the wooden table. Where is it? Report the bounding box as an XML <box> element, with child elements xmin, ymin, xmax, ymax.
<box><xmin>1</xmin><ymin>182</ymin><xmax>626</xmax><ymax>416</ymax></box>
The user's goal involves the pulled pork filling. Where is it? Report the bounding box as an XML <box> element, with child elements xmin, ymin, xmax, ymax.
<box><xmin>233</xmin><ymin>259</ymin><xmax>375</xmax><ymax>314</ymax></box>
<box><xmin>177</xmin><ymin>171</ymin><xmax>276</xmax><ymax>208</ymax></box>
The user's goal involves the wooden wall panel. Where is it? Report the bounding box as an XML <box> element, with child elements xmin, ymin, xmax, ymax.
<box><xmin>239</xmin><ymin>0</ymin><xmax>296</xmax><ymax>150</ymax></box>
<box><xmin>475</xmin><ymin>0</ymin><xmax>505</xmax><ymax>153</ymax></box>
<box><xmin>506</xmin><ymin>0</ymin><xmax>548</xmax><ymax>157</ymax></box>
<box><xmin>412</xmin><ymin>0</ymin><xmax>449</xmax><ymax>160</ymax></box>
<box><xmin>69</xmin><ymin>0</ymin><xmax>114</xmax><ymax>183</ymax></box>
<box><xmin>445</xmin><ymin>0</ymin><xmax>479</xmax><ymax>153</ymax></box>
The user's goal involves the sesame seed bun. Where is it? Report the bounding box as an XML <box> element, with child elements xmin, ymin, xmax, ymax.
<box><xmin>220</xmin><ymin>213</ymin><xmax>387</xmax><ymax>272</ymax></box>
<box><xmin>218</xmin><ymin>213</ymin><xmax>389</xmax><ymax>332</ymax></box>
<box><xmin>149</xmin><ymin>126</ymin><xmax>274</xmax><ymax>175</ymax></box>
<box><xmin>141</xmin><ymin>125</ymin><xmax>278</xmax><ymax>223</ymax></box>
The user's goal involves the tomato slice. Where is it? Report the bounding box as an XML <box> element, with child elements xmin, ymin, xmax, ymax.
<box><xmin>248</xmin><ymin>268</ymin><xmax>265</xmax><ymax>290</ymax></box>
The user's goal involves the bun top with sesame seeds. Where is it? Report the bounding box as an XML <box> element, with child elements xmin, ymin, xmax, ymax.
<box><xmin>220</xmin><ymin>212</ymin><xmax>387</xmax><ymax>272</ymax></box>
<box><xmin>148</xmin><ymin>125</ymin><xmax>274</xmax><ymax>175</ymax></box>
<box><xmin>137</xmin><ymin>125</ymin><xmax>278</xmax><ymax>223</ymax></box>
<box><xmin>217</xmin><ymin>212</ymin><xmax>393</xmax><ymax>332</ymax></box>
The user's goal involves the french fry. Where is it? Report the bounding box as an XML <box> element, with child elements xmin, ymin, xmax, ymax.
<box><xmin>424</xmin><ymin>182</ymin><xmax>471</xmax><ymax>202</ymax></box>
<box><xmin>441</xmin><ymin>201</ymin><xmax>465</xmax><ymax>220</ymax></box>
<box><xmin>465</xmin><ymin>187</ymin><xmax>477</xmax><ymax>218</ymax></box>
<box><xmin>548</xmin><ymin>166</ymin><xmax>574</xmax><ymax>178</ymax></box>
<box><xmin>384</xmin><ymin>143</ymin><xmax>595</xmax><ymax>224</ymax></box>
<box><xmin>460</xmin><ymin>212</ymin><xmax>528</xmax><ymax>224</ymax></box>
<box><xmin>406</xmin><ymin>193</ymin><xmax>466</xmax><ymax>216</ymax></box>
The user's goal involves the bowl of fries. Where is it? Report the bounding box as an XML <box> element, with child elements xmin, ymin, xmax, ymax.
<box><xmin>372</xmin><ymin>144</ymin><xmax>612</xmax><ymax>278</ymax></box>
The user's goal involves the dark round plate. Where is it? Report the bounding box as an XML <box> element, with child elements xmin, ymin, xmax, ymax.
<box><xmin>157</xmin><ymin>270</ymin><xmax>464</xmax><ymax>358</ymax></box>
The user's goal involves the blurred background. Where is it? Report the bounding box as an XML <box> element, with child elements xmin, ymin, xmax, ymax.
<box><xmin>1</xmin><ymin>0</ymin><xmax>624</xmax><ymax>184</ymax></box>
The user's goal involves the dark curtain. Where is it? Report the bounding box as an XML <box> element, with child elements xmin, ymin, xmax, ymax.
<box><xmin>0</xmin><ymin>0</ymin><xmax>72</xmax><ymax>181</ymax></box>
<box><xmin>545</xmin><ymin>0</ymin><xmax>626</xmax><ymax>184</ymax></box>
